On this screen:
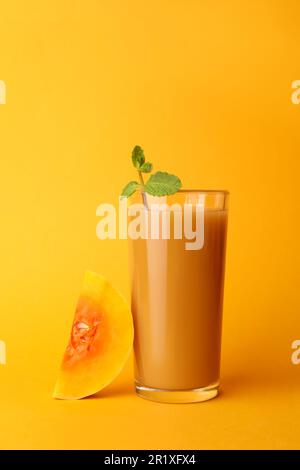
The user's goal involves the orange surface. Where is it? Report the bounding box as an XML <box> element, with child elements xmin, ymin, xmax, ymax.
<box><xmin>0</xmin><ymin>0</ymin><xmax>299</xmax><ymax>449</ymax></box>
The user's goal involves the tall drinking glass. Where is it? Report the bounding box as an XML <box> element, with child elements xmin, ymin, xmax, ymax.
<box><xmin>128</xmin><ymin>190</ymin><xmax>229</xmax><ymax>403</ymax></box>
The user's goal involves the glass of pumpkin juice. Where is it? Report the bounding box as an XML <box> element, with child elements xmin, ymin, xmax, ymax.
<box><xmin>128</xmin><ymin>190</ymin><xmax>229</xmax><ymax>403</ymax></box>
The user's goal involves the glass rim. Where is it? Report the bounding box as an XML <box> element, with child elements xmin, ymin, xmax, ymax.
<box><xmin>177</xmin><ymin>189</ymin><xmax>229</xmax><ymax>195</ymax></box>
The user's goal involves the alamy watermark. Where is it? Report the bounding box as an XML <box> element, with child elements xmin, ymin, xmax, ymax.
<box><xmin>0</xmin><ymin>80</ymin><xmax>6</xmax><ymax>104</ymax></box>
<box><xmin>291</xmin><ymin>80</ymin><xmax>300</xmax><ymax>105</ymax></box>
<box><xmin>0</xmin><ymin>340</ymin><xmax>6</xmax><ymax>365</ymax></box>
<box><xmin>96</xmin><ymin>197</ymin><xmax>205</xmax><ymax>250</ymax></box>
<box><xmin>291</xmin><ymin>340</ymin><xmax>300</xmax><ymax>365</ymax></box>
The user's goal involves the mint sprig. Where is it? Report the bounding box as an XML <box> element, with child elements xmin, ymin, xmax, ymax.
<box><xmin>121</xmin><ymin>145</ymin><xmax>182</xmax><ymax>198</ymax></box>
<box><xmin>144</xmin><ymin>171</ymin><xmax>182</xmax><ymax>196</ymax></box>
<box><xmin>139</xmin><ymin>161</ymin><xmax>152</xmax><ymax>173</ymax></box>
<box><xmin>121</xmin><ymin>181</ymin><xmax>140</xmax><ymax>198</ymax></box>
<box><xmin>131</xmin><ymin>145</ymin><xmax>145</xmax><ymax>169</ymax></box>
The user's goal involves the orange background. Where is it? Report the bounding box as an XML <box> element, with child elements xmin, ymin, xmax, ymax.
<box><xmin>0</xmin><ymin>0</ymin><xmax>299</xmax><ymax>449</ymax></box>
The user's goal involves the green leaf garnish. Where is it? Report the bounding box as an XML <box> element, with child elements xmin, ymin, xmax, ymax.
<box><xmin>144</xmin><ymin>171</ymin><xmax>182</xmax><ymax>196</ymax></box>
<box><xmin>121</xmin><ymin>181</ymin><xmax>140</xmax><ymax>198</ymax></box>
<box><xmin>121</xmin><ymin>145</ymin><xmax>182</xmax><ymax>198</ymax></box>
<box><xmin>139</xmin><ymin>161</ymin><xmax>153</xmax><ymax>173</ymax></box>
<box><xmin>131</xmin><ymin>145</ymin><xmax>145</xmax><ymax>169</ymax></box>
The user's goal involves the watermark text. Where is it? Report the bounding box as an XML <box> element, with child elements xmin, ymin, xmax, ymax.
<box><xmin>0</xmin><ymin>80</ymin><xmax>6</xmax><ymax>104</ymax></box>
<box><xmin>96</xmin><ymin>197</ymin><xmax>205</xmax><ymax>250</ymax></box>
<box><xmin>291</xmin><ymin>80</ymin><xmax>300</xmax><ymax>105</ymax></box>
<box><xmin>291</xmin><ymin>339</ymin><xmax>300</xmax><ymax>365</ymax></box>
<box><xmin>0</xmin><ymin>340</ymin><xmax>6</xmax><ymax>365</ymax></box>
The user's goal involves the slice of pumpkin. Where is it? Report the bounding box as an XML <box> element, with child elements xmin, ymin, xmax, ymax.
<box><xmin>53</xmin><ymin>271</ymin><xmax>133</xmax><ymax>399</ymax></box>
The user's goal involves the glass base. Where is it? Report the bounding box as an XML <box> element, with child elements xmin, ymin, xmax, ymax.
<box><xmin>135</xmin><ymin>381</ymin><xmax>219</xmax><ymax>404</ymax></box>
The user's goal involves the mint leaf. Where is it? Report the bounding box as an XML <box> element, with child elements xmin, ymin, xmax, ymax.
<box><xmin>121</xmin><ymin>145</ymin><xmax>183</xmax><ymax>199</ymax></box>
<box><xmin>132</xmin><ymin>145</ymin><xmax>145</xmax><ymax>169</ymax></box>
<box><xmin>139</xmin><ymin>161</ymin><xmax>153</xmax><ymax>173</ymax></box>
<box><xmin>121</xmin><ymin>181</ymin><xmax>140</xmax><ymax>198</ymax></box>
<box><xmin>144</xmin><ymin>171</ymin><xmax>182</xmax><ymax>196</ymax></box>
